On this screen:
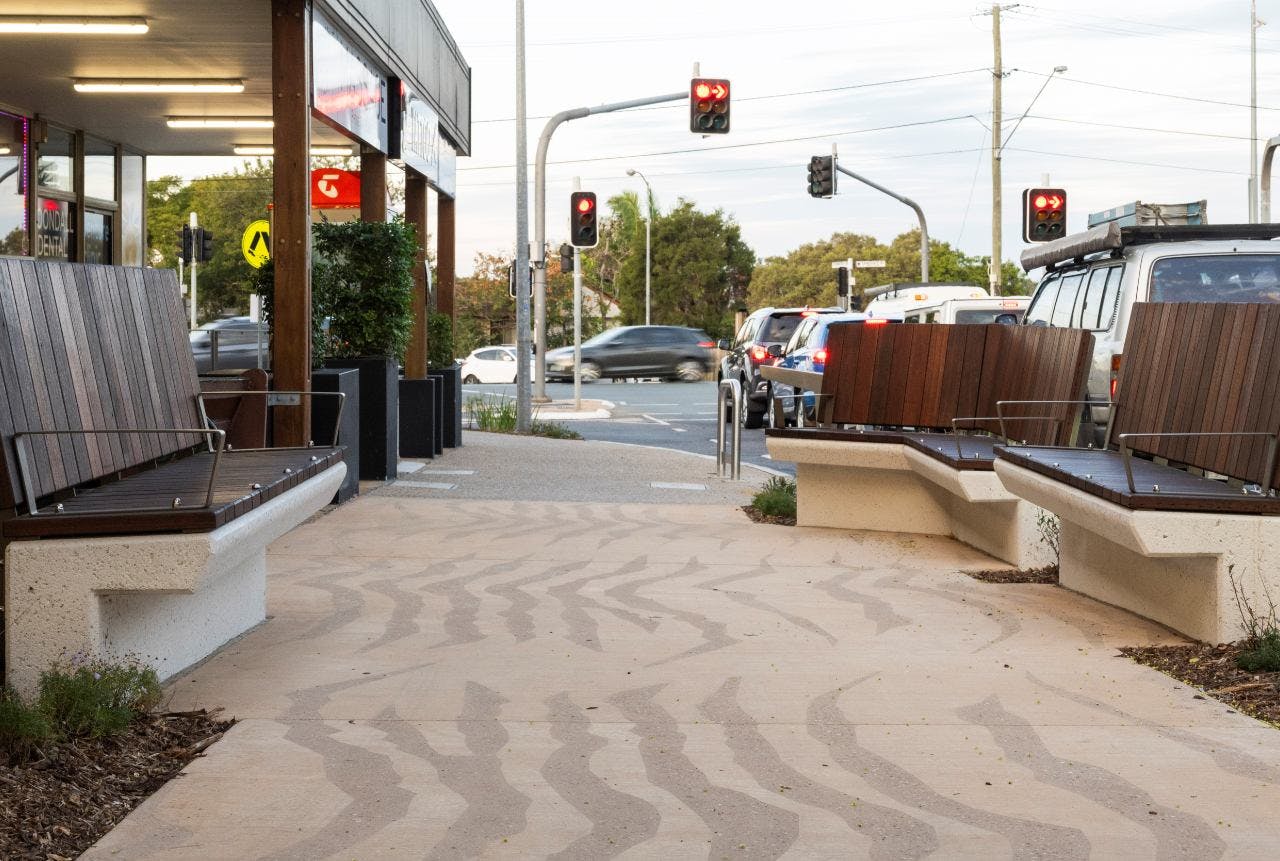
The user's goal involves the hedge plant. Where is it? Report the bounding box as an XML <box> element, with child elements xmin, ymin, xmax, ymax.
<box><xmin>313</xmin><ymin>218</ymin><xmax>418</xmax><ymax>360</ymax></box>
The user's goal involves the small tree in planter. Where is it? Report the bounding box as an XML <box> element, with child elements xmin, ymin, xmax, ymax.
<box><xmin>427</xmin><ymin>312</ymin><xmax>463</xmax><ymax>448</ymax></box>
<box><xmin>315</xmin><ymin>219</ymin><xmax>418</xmax><ymax>479</ymax></box>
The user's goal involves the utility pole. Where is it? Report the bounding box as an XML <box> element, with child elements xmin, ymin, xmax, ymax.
<box><xmin>1251</xmin><ymin>0</ymin><xmax>1260</xmax><ymax>222</ymax></box>
<box><xmin>990</xmin><ymin>3</ymin><xmax>1006</xmax><ymax>296</ymax></box>
<box><xmin>513</xmin><ymin>0</ymin><xmax>532</xmax><ymax>432</ymax></box>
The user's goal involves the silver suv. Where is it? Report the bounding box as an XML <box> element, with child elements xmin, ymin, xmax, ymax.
<box><xmin>1021</xmin><ymin>223</ymin><xmax>1280</xmax><ymax>443</ymax></box>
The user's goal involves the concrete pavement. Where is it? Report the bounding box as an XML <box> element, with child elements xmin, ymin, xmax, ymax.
<box><xmin>87</xmin><ymin>431</ymin><xmax>1280</xmax><ymax>859</ymax></box>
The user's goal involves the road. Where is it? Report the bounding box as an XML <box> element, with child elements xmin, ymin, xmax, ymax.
<box><xmin>461</xmin><ymin>380</ymin><xmax>792</xmax><ymax>476</ymax></box>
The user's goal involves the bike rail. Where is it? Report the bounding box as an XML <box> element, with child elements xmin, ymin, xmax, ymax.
<box><xmin>716</xmin><ymin>379</ymin><xmax>742</xmax><ymax>480</ymax></box>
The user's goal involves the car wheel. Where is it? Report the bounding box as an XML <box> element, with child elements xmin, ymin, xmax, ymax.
<box><xmin>580</xmin><ymin>361</ymin><xmax>602</xmax><ymax>382</ymax></box>
<box><xmin>463</xmin><ymin>374</ymin><xmax>479</xmax><ymax>384</ymax></box>
<box><xmin>741</xmin><ymin>382</ymin><xmax>766</xmax><ymax>429</ymax></box>
<box><xmin>675</xmin><ymin>360</ymin><xmax>704</xmax><ymax>382</ymax></box>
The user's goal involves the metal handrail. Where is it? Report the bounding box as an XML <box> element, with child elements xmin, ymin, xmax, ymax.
<box><xmin>1117</xmin><ymin>431</ymin><xmax>1280</xmax><ymax>495</ymax></box>
<box><xmin>716</xmin><ymin>379</ymin><xmax>742</xmax><ymax>480</ymax></box>
<box><xmin>13</xmin><ymin>427</ymin><xmax>226</xmax><ymax>517</ymax></box>
<box><xmin>196</xmin><ymin>390</ymin><xmax>347</xmax><ymax>448</ymax></box>
<box><xmin>948</xmin><ymin>416</ymin><xmax>1060</xmax><ymax>459</ymax></box>
<box><xmin>996</xmin><ymin>398</ymin><xmax>1109</xmax><ymax>447</ymax></box>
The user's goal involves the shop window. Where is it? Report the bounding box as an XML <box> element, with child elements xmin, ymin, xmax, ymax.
<box><xmin>38</xmin><ymin>127</ymin><xmax>74</xmax><ymax>194</ymax></box>
<box><xmin>120</xmin><ymin>151</ymin><xmax>143</xmax><ymax>266</ymax></box>
<box><xmin>84</xmin><ymin>209</ymin><xmax>112</xmax><ymax>264</ymax></box>
<box><xmin>0</xmin><ymin>111</ymin><xmax>28</xmax><ymax>255</ymax></box>
<box><xmin>36</xmin><ymin>198</ymin><xmax>75</xmax><ymax>260</ymax></box>
<box><xmin>85</xmin><ymin>137</ymin><xmax>116</xmax><ymax>202</ymax></box>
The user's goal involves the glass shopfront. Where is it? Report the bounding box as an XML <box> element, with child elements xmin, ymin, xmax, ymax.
<box><xmin>0</xmin><ymin>113</ymin><xmax>144</xmax><ymax>264</ymax></box>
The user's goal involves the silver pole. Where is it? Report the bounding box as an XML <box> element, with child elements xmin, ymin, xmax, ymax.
<box><xmin>513</xmin><ymin>0</ymin><xmax>532</xmax><ymax>432</ymax></box>
<box><xmin>532</xmin><ymin>90</ymin><xmax>685</xmax><ymax>402</ymax></box>
<box><xmin>1251</xmin><ymin>0</ymin><xmax>1259</xmax><ymax>223</ymax></box>
<box><xmin>835</xmin><ymin>164</ymin><xmax>930</xmax><ymax>283</ymax></box>
<box><xmin>188</xmin><ymin>211</ymin><xmax>199</xmax><ymax>329</ymax></box>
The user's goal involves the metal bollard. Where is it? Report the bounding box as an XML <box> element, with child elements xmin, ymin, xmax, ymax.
<box><xmin>716</xmin><ymin>378</ymin><xmax>742</xmax><ymax>480</ymax></box>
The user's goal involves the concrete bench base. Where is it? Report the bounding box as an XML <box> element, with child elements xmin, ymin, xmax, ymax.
<box><xmin>996</xmin><ymin>459</ymin><xmax>1278</xmax><ymax>643</ymax></box>
<box><xmin>769</xmin><ymin>436</ymin><xmax>1054</xmax><ymax>569</ymax></box>
<box><xmin>4</xmin><ymin>463</ymin><xmax>345</xmax><ymax>696</ymax></box>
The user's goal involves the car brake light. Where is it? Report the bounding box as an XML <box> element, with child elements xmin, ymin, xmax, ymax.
<box><xmin>697</xmin><ymin>341</ymin><xmax>715</xmax><ymax>348</ymax></box>
<box><xmin>814</xmin><ymin>348</ymin><xmax>828</xmax><ymax>363</ymax></box>
<box><xmin>750</xmin><ymin>345</ymin><xmax>768</xmax><ymax>362</ymax></box>
<box><xmin>864</xmin><ymin>318</ymin><xmax>889</xmax><ymax>327</ymax></box>
<box><xmin>1110</xmin><ymin>354</ymin><xmax>1122</xmax><ymax>400</ymax></box>
<box><xmin>801</xmin><ymin>310</ymin><xmax>819</xmax><ymax>317</ymax></box>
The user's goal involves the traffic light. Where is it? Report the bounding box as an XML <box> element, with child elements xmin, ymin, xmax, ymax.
<box><xmin>1022</xmin><ymin>187</ymin><xmax>1067</xmax><ymax>242</ymax></box>
<box><xmin>178</xmin><ymin>224</ymin><xmax>193</xmax><ymax>260</ymax></box>
<box><xmin>508</xmin><ymin>262</ymin><xmax>532</xmax><ymax>299</ymax></box>
<box><xmin>570</xmin><ymin>191</ymin><xmax>598</xmax><ymax>248</ymax></box>
<box><xmin>559</xmin><ymin>243</ymin><xmax>574</xmax><ymax>273</ymax></box>
<box><xmin>198</xmin><ymin>228</ymin><xmax>215</xmax><ymax>262</ymax></box>
<box><xmin>807</xmin><ymin>155</ymin><xmax>836</xmax><ymax>198</ymax></box>
<box><xmin>835</xmin><ymin>266</ymin><xmax>849</xmax><ymax>297</ymax></box>
<box><xmin>690</xmin><ymin>78</ymin><xmax>730</xmax><ymax>134</ymax></box>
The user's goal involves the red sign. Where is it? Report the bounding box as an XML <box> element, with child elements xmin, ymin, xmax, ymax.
<box><xmin>310</xmin><ymin>168</ymin><xmax>361</xmax><ymax>208</ymax></box>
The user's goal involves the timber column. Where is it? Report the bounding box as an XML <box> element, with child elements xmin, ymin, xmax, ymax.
<box><xmin>360</xmin><ymin>149</ymin><xmax>387</xmax><ymax>223</ymax></box>
<box><xmin>405</xmin><ymin>170</ymin><xmax>429</xmax><ymax>378</ymax></box>
<box><xmin>436</xmin><ymin>194</ymin><xmax>456</xmax><ymax>319</ymax></box>
<box><xmin>271</xmin><ymin>0</ymin><xmax>312</xmax><ymax>446</ymax></box>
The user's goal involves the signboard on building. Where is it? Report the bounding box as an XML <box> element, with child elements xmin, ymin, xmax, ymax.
<box><xmin>312</xmin><ymin>15</ymin><xmax>387</xmax><ymax>152</ymax></box>
<box><xmin>395</xmin><ymin>87</ymin><xmax>457</xmax><ymax>198</ymax></box>
<box><xmin>310</xmin><ymin>168</ymin><xmax>361</xmax><ymax>208</ymax></box>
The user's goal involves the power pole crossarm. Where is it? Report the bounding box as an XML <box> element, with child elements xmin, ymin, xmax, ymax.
<box><xmin>835</xmin><ymin>165</ymin><xmax>930</xmax><ymax>283</ymax></box>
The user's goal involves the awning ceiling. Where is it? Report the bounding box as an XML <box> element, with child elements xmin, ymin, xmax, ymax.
<box><xmin>0</xmin><ymin>1</ymin><xmax>377</xmax><ymax>155</ymax></box>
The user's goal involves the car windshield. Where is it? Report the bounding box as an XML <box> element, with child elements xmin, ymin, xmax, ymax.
<box><xmin>582</xmin><ymin>328</ymin><xmax>628</xmax><ymax>347</ymax></box>
<box><xmin>760</xmin><ymin>315</ymin><xmax>802</xmax><ymax>343</ymax></box>
<box><xmin>954</xmin><ymin>309</ymin><xmax>1025</xmax><ymax>324</ymax></box>
<box><xmin>1151</xmin><ymin>255</ymin><xmax>1280</xmax><ymax>303</ymax></box>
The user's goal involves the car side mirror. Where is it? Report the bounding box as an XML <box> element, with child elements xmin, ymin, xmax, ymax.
<box><xmin>716</xmin><ymin>338</ymin><xmax>731</xmax><ymax>351</ymax></box>
<box><xmin>994</xmin><ymin>313</ymin><xmax>1019</xmax><ymax>325</ymax></box>
<box><xmin>766</xmin><ymin>344</ymin><xmax>783</xmax><ymax>358</ymax></box>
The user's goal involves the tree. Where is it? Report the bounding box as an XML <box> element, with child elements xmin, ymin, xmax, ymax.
<box><xmin>454</xmin><ymin>251</ymin><xmax>516</xmax><ymax>356</ymax></box>
<box><xmin>613</xmin><ymin>198</ymin><xmax>753</xmax><ymax>338</ymax></box>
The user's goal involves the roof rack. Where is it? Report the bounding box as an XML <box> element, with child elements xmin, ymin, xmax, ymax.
<box><xmin>1020</xmin><ymin>223</ymin><xmax>1280</xmax><ymax>272</ymax></box>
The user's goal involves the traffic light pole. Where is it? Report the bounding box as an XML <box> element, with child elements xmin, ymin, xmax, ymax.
<box><xmin>188</xmin><ymin>212</ymin><xmax>199</xmax><ymax>329</ymax></box>
<box><xmin>532</xmin><ymin>90</ymin><xmax>685</xmax><ymax>402</ymax></box>
<box><xmin>834</xmin><ymin>164</ymin><xmax>930</xmax><ymax>283</ymax></box>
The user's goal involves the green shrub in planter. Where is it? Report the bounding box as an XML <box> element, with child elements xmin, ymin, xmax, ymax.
<box><xmin>428</xmin><ymin>312</ymin><xmax>455</xmax><ymax>369</ymax></box>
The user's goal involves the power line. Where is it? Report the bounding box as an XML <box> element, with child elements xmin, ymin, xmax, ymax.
<box><xmin>1015</xmin><ymin>4</ymin><xmax>1280</xmax><ymax>45</ymax></box>
<box><xmin>1003</xmin><ymin>146</ymin><xmax>1248</xmax><ymax>176</ymax></box>
<box><xmin>457</xmin><ymin>114</ymin><xmax>980</xmax><ymax>173</ymax></box>
<box><xmin>1014</xmin><ymin>68</ymin><xmax>1280</xmax><ymax>112</ymax></box>
<box><xmin>472</xmin><ymin>68</ymin><xmax>989</xmax><ymax>124</ymax></box>
<box><xmin>1025</xmin><ymin>114</ymin><xmax>1254</xmax><ymax>142</ymax></box>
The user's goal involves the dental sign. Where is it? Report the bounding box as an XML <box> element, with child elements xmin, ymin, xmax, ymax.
<box><xmin>398</xmin><ymin>88</ymin><xmax>456</xmax><ymax>198</ymax></box>
<box><xmin>311</xmin><ymin>14</ymin><xmax>387</xmax><ymax>151</ymax></box>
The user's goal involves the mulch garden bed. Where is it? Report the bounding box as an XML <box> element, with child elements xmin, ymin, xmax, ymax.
<box><xmin>0</xmin><ymin>709</ymin><xmax>233</xmax><ymax>859</ymax></box>
<box><xmin>1120</xmin><ymin>642</ymin><xmax>1280</xmax><ymax>727</ymax></box>
<box><xmin>742</xmin><ymin>505</ymin><xmax>796</xmax><ymax>526</ymax></box>
<box><xmin>965</xmin><ymin>565</ymin><xmax>1059</xmax><ymax>584</ymax></box>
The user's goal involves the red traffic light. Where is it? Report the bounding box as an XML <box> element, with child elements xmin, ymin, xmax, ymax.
<box><xmin>576</xmin><ymin>197</ymin><xmax>594</xmax><ymax>214</ymax></box>
<box><xmin>1022</xmin><ymin>187</ymin><xmax>1067</xmax><ymax>242</ymax></box>
<box><xmin>690</xmin><ymin>77</ymin><xmax>730</xmax><ymax>134</ymax></box>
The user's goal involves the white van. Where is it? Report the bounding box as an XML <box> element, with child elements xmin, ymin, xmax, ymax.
<box><xmin>864</xmin><ymin>283</ymin><xmax>990</xmax><ymax>320</ymax></box>
<box><xmin>900</xmin><ymin>296</ymin><xmax>1029</xmax><ymax>325</ymax></box>
<box><xmin>1021</xmin><ymin>222</ymin><xmax>1280</xmax><ymax>444</ymax></box>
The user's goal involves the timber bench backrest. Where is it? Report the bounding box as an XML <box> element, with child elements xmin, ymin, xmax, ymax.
<box><xmin>819</xmin><ymin>321</ymin><xmax>1092</xmax><ymax>446</ymax></box>
<box><xmin>1112</xmin><ymin>302</ymin><xmax>1280</xmax><ymax>490</ymax></box>
<box><xmin>0</xmin><ymin>259</ymin><xmax>203</xmax><ymax>512</ymax></box>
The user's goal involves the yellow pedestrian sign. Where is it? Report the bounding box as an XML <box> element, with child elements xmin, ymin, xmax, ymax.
<box><xmin>241</xmin><ymin>219</ymin><xmax>271</xmax><ymax>268</ymax></box>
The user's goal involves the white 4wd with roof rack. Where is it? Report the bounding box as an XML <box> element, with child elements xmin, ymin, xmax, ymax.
<box><xmin>1020</xmin><ymin>222</ymin><xmax>1280</xmax><ymax>445</ymax></box>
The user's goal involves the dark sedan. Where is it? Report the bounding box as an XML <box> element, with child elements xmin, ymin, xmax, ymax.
<box><xmin>545</xmin><ymin>325</ymin><xmax>715</xmax><ymax>382</ymax></box>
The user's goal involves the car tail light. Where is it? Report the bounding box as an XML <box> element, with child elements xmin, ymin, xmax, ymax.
<box><xmin>697</xmin><ymin>341</ymin><xmax>715</xmax><ymax>348</ymax></box>
<box><xmin>1110</xmin><ymin>354</ymin><xmax>1122</xmax><ymax>400</ymax></box>
<box><xmin>814</xmin><ymin>348</ymin><xmax>829</xmax><ymax>364</ymax></box>
<box><xmin>750</xmin><ymin>344</ymin><xmax>769</xmax><ymax>363</ymax></box>
<box><xmin>864</xmin><ymin>318</ymin><xmax>889</xmax><ymax>327</ymax></box>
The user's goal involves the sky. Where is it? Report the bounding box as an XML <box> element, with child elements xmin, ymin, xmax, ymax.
<box><xmin>152</xmin><ymin>1</ymin><xmax>1280</xmax><ymax>277</ymax></box>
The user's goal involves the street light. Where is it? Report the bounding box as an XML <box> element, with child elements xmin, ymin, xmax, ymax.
<box><xmin>626</xmin><ymin>168</ymin><xmax>653</xmax><ymax>326</ymax></box>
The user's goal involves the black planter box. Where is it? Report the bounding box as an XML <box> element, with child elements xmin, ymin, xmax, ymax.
<box><xmin>311</xmin><ymin>367</ymin><xmax>360</xmax><ymax>503</ymax></box>
<box><xmin>398</xmin><ymin>377</ymin><xmax>438</xmax><ymax>458</ymax></box>
<box><xmin>325</xmin><ymin>356</ymin><xmax>399</xmax><ymax>481</ymax></box>
<box><xmin>428</xmin><ymin>365</ymin><xmax>463</xmax><ymax>448</ymax></box>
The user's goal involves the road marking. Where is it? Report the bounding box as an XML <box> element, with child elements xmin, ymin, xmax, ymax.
<box><xmin>761</xmin><ymin>454</ymin><xmax>772</xmax><ymax>460</ymax></box>
<box><xmin>398</xmin><ymin>462</ymin><xmax>425</xmax><ymax>474</ymax></box>
<box><xmin>642</xmin><ymin>414</ymin><xmax>672</xmax><ymax>426</ymax></box>
<box><xmin>651</xmin><ymin>482</ymin><xmax>706</xmax><ymax>491</ymax></box>
<box><xmin>627</xmin><ymin>403</ymin><xmax>679</xmax><ymax>407</ymax></box>
<box><xmin>672</xmin><ymin>427</ymin><xmax>687</xmax><ymax>433</ymax></box>
<box><xmin>395</xmin><ymin>480</ymin><xmax>457</xmax><ymax>490</ymax></box>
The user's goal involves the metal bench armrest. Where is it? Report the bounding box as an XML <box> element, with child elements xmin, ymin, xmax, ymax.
<box><xmin>196</xmin><ymin>390</ymin><xmax>347</xmax><ymax>447</ymax></box>
<box><xmin>950</xmin><ymin>416</ymin><xmax>1060</xmax><ymax>459</ymax></box>
<box><xmin>1117</xmin><ymin>431</ymin><xmax>1280</xmax><ymax>495</ymax></box>
<box><xmin>13</xmin><ymin>427</ymin><xmax>226</xmax><ymax>517</ymax></box>
<box><xmin>996</xmin><ymin>399</ymin><xmax>1107</xmax><ymax>447</ymax></box>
